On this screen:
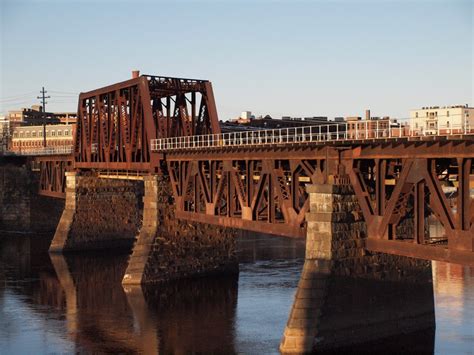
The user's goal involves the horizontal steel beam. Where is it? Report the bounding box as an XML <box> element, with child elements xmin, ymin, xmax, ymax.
<box><xmin>176</xmin><ymin>211</ymin><xmax>305</xmax><ymax>238</ymax></box>
<box><xmin>366</xmin><ymin>238</ymin><xmax>474</xmax><ymax>266</ymax></box>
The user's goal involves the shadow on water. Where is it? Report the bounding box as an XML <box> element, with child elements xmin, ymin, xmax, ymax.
<box><xmin>284</xmin><ymin>259</ymin><xmax>436</xmax><ymax>354</ymax></box>
<box><xmin>1</xmin><ymin>233</ymin><xmax>473</xmax><ymax>353</ymax></box>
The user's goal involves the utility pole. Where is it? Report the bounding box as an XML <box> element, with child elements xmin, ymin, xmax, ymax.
<box><xmin>37</xmin><ymin>87</ymin><xmax>50</xmax><ymax>147</ymax></box>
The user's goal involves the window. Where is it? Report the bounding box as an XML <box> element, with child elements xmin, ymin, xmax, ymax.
<box><xmin>39</xmin><ymin>131</ymin><xmax>43</xmax><ymax>137</ymax></box>
<box><xmin>51</xmin><ymin>131</ymin><xmax>56</xmax><ymax>136</ymax></box>
<box><xmin>57</xmin><ymin>130</ymin><xmax>62</xmax><ymax>136</ymax></box>
<box><xmin>64</xmin><ymin>130</ymin><xmax>69</xmax><ymax>136</ymax></box>
<box><xmin>447</xmin><ymin>111</ymin><xmax>450</xmax><ymax>117</ymax></box>
<box><xmin>416</xmin><ymin>112</ymin><xmax>418</xmax><ymax>118</ymax></box>
<box><xmin>32</xmin><ymin>131</ymin><xmax>36</xmax><ymax>137</ymax></box>
<box><xmin>446</xmin><ymin>121</ymin><xmax>450</xmax><ymax>128</ymax></box>
<box><xmin>19</xmin><ymin>132</ymin><xmax>24</xmax><ymax>138</ymax></box>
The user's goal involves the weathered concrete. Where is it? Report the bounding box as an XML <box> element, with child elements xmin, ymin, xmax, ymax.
<box><xmin>280</xmin><ymin>184</ymin><xmax>435</xmax><ymax>354</ymax></box>
<box><xmin>123</xmin><ymin>172</ymin><xmax>237</xmax><ymax>285</ymax></box>
<box><xmin>50</xmin><ymin>172</ymin><xmax>143</xmax><ymax>252</ymax></box>
<box><xmin>0</xmin><ymin>159</ymin><xmax>64</xmax><ymax>233</ymax></box>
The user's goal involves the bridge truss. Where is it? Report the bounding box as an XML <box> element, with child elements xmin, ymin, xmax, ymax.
<box><xmin>25</xmin><ymin>73</ymin><xmax>474</xmax><ymax>264</ymax></box>
<box><xmin>162</xmin><ymin>140</ymin><xmax>474</xmax><ymax>264</ymax></box>
<box><xmin>75</xmin><ymin>75</ymin><xmax>220</xmax><ymax>172</ymax></box>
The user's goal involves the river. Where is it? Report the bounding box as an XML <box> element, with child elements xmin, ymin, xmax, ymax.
<box><xmin>0</xmin><ymin>232</ymin><xmax>472</xmax><ymax>354</ymax></box>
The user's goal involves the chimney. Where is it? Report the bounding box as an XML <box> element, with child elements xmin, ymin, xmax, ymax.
<box><xmin>132</xmin><ymin>70</ymin><xmax>140</xmax><ymax>79</ymax></box>
<box><xmin>365</xmin><ymin>109</ymin><xmax>371</xmax><ymax>120</ymax></box>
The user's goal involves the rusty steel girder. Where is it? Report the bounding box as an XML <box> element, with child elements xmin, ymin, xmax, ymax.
<box><xmin>35</xmin><ymin>155</ymin><xmax>73</xmax><ymax>198</ymax></box>
<box><xmin>164</xmin><ymin>141</ymin><xmax>474</xmax><ymax>264</ymax></box>
<box><xmin>74</xmin><ymin>75</ymin><xmax>220</xmax><ymax>172</ymax></box>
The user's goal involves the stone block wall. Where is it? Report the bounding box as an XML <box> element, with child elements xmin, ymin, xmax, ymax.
<box><xmin>0</xmin><ymin>161</ymin><xmax>64</xmax><ymax>233</ymax></box>
<box><xmin>50</xmin><ymin>173</ymin><xmax>143</xmax><ymax>251</ymax></box>
<box><xmin>123</xmin><ymin>172</ymin><xmax>237</xmax><ymax>285</ymax></box>
<box><xmin>280</xmin><ymin>183</ymin><xmax>434</xmax><ymax>353</ymax></box>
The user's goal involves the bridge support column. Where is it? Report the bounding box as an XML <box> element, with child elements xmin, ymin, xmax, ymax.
<box><xmin>280</xmin><ymin>184</ymin><xmax>435</xmax><ymax>354</ymax></box>
<box><xmin>123</xmin><ymin>175</ymin><xmax>159</xmax><ymax>285</ymax></box>
<box><xmin>50</xmin><ymin>172</ymin><xmax>143</xmax><ymax>252</ymax></box>
<box><xmin>123</xmin><ymin>172</ymin><xmax>237</xmax><ymax>285</ymax></box>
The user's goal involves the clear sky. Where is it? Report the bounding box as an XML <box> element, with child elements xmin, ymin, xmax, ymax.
<box><xmin>0</xmin><ymin>0</ymin><xmax>472</xmax><ymax>120</ymax></box>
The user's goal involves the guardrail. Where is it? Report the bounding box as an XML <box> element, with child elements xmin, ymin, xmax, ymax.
<box><xmin>151</xmin><ymin>119</ymin><xmax>474</xmax><ymax>152</ymax></box>
<box><xmin>12</xmin><ymin>146</ymin><xmax>74</xmax><ymax>156</ymax></box>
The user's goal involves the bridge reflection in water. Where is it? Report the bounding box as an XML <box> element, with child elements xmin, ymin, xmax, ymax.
<box><xmin>49</xmin><ymin>252</ymin><xmax>238</xmax><ymax>354</ymax></box>
<box><xmin>4</xmin><ymin>233</ymin><xmax>474</xmax><ymax>353</ymax></box>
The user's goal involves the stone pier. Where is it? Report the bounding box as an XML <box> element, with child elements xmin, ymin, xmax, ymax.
<box><xmin>0</xmin><ymin>158</ymin><xmax>64</xmax><ymax>233</ymax></box>
<box><xmin>123</xmin><ymin>172</ymin><xmax>237</xmax><ymax>285</ymax></box>
<box><xmin>280</xmin><ymin>184</ymin><xmax>435</xmax><ymax>353</ymax></box>
<box><xmin>50</xmin><ymin>172</ymin><xmax>144</xmax><ymax>252</ymax></box>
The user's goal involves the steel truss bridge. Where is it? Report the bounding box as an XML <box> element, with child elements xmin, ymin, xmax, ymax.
<box><xmin>22</xmin><ymin>74</ymin><xmax>474</xmax><ymax>264</ymax></box>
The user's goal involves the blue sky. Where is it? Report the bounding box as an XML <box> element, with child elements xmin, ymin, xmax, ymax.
<box><xmin>0</xmin><ymin>0</ymin><xmax>472</xmax><ymax>120</ymax></box>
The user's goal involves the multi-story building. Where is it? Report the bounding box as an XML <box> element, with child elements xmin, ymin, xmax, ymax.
<box><xmin>7</xmin><ymin>105</ymin><xmax>77</xmax><ymax>128</ymax></box>
<box><xmin>10</xmin><ymin>123</ymin><xmax>75</xmax><ymax>153</ymax></box>
<box><xmin>0</xmin><ymin>116</ymin><xmax>10</xmax><ymax>154</ymax></box>
<box><xmin>410</xmin><ymin>105</ymin><xmax>474</xmax><ymax>135</ymax></box>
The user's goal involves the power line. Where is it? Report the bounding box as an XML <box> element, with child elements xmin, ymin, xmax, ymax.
<box><xmin>0</xmin><ymin>91</ymin><xmax>37</xmax><ymax>101</ymax></box>
<box><xmin>48</xmin><ymin>90</ymin><xmax>80</xmax><ymax>95</ymax></box>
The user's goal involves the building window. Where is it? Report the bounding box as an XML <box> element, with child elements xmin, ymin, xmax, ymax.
<box><xmin>447</xmin><ymin>111</ymin><xmax>449</xmax><ymax>117</ymax></box>
<box><xmin>446</xmin><ymin>121</ymin><xmax>450</xmax><ymax>128</ymax></box>
<box><xmin>32</xmin><ymin>131</ymin><xmax>36</xmax><ymax>137</ymax></box>
<box><xmin>57</xmin><ymin>130</ymin><xmax>62</xmax><ymax>136</ymax></box>
<box><xmin>39</xmin><ymin>131</ymin><xmax>43</xmax><ymax>137</ymax></box>
<box><xmin>19</xmin><ymin>132</ymin><xmax>24</xmax><ymax>138</ymax></box>
<box><xmin>64</xmin><ymin>130</ymin><xmax>69</xmax><ymax>136</ymax></box>
<box><xmin>26</xmin><ymin>132</ymin><xmax>31</xmax><ymax>138</ymax></box>
<box><xmin>51</xmin><ymin>131</ymin><xmax>56</xmax><ymax>136</ymax></box>
<box><xmin>415</xmin><ymin>113</ymin><xmax>418</xmax><ymax>118</ymax></box>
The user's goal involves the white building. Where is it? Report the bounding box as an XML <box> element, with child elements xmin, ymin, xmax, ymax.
<box><xmin>240</xmin><ymin>111</ymin><xmax>253</xmax><ymax>120</ymax></box>
<box><xmin>410</xmin><ymin>105</ymin><xmax>474</xmax><ymax>135</ymax></box>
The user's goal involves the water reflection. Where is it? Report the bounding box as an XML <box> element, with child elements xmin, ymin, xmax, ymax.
<box><xmin>0</xmin><ymin>234</ymin><xmax>473</xmax><ymax>354</ymax></box>
<box><xmin>50</xmin><ymin>252</ymin><xmax>239</xmax><ymax>354</ymax></box>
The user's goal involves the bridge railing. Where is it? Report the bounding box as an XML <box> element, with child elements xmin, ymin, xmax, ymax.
<box><xmin>151</xmin><ymin>119</ymin><xmax>473</xmax><ymax>151</ymax></box>
<box><xmin>12</xmin><ymin>145</ymin><xmax>74</xmax><ymax>156</ymax></box>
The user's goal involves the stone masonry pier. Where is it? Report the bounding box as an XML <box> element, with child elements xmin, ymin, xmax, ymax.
<box><xmin>50</xmin><ymin>172</ymin><xmax>144</xmax><ymax>251</ymax></box>
<box><xmin>49</xmin><ymin>170</ymin><xmax>237</xmax><ymax>283</ymax></box>
<box><xmin>0</xmin><ymin>158</ymin><xmax>64</xmax><ymax>233</ymax></box>
<box><xmin>122</xmin><ymin>172</ymin><xmax>237</xmax><ymax>285</ymax></box>
<box><xmin>280</xmin><ymin>184</ymin><xmax>435</xmax><ymax>353</ymax></box>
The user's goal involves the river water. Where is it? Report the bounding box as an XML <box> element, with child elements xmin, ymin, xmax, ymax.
<box><xmin>0</xmin><ymin>233</ymin><xmax>472</xmax><ymax>354</ymax></box>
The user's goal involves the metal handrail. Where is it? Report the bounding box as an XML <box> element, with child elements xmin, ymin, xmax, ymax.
<box><xmin>13</xmin><ymin>145</ymin><xmax>74</xmax><ymax>156</ymax></box>
<box><xmin>150</xmin><ymin>118</ymin><xmax>473</xmax><ymax>152</ymax></box>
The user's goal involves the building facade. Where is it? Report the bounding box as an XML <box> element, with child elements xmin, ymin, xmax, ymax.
<box><xmin>10</xmin><ymin>123</ymin><xmax>75</xmax><ymax>153</ymax></box>
<box><xmin>0</xmin><ymin>116</ymin><xmax>10</xmax><ymax>154</ymax></box>
<box><xmin>410</xmin><ymin>105</ymin><xmax>474</xmax><ymax>135</ymax></box>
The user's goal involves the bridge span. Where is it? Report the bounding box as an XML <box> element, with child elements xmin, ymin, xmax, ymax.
<box><xmin>13</xmin><ymin>72</ymin><xmax>472</xmax><ymax>267</ymax></box>
<box><xmin>9</xmin><ymin>72</ymin><xmax>472</xmax><ymax>353</ymax></box>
